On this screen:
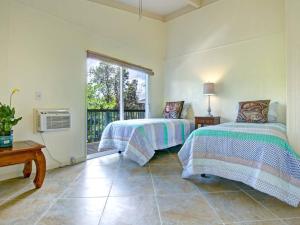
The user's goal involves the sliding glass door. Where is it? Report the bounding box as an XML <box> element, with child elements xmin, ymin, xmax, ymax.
<box><xmin>86</xmin><ymin>56</ymin><xmax>149</xmax><ymax>158</ymax></box>
<box><xmin>86</xmin><ymin>58</ymin><xmax>121</xmax><ymax>146</ymax></box>
<box><xmin>123</xmin><ymin>69</ymin><xmax>148</xmax><ymax>120</ymax></box>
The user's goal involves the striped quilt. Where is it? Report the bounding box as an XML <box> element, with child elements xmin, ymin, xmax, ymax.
<box><xmin>99</xmin><ymin>119</ymin><xmax>193</xmax><ymax>166</ymax></box>
<box><xmin>178</xmin><ymin>122</ymin><xmax>300</xmax><ymax>207</ymax></box>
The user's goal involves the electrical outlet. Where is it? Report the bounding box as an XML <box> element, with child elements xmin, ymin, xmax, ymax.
<box><xmin>35</xmin><ymin>91</ymin><xmax>42</xmax><ymax>101</ymax></box>
<box><xmin>70</xmin><ymin>157</ymin><xmax>76</xmax><ymax>165</ymax></box>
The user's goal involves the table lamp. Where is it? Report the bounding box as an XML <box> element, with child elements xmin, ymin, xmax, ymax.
<box><xmin>203</xmin><ymin>82</ymin><xmax>215</xmax><ymax>117</ymax></box>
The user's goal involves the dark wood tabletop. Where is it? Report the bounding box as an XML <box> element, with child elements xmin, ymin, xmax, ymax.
<box><xmin>0</xmin><ymin>140</ymin><xmax>45</xmax><ymax>153</ymax></box>
<box><xmin>0</xmin><ymin>140</ymin><xmax>46</xmax><ymax>188</ymax></box>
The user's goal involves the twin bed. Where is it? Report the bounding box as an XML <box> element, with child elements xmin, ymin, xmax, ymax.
<box><xmin>98</xmin><ymin>103</ymin><xmax>300</xmax><ymax>207</ymax></box>
<box><xmin>179</xmin><ymin>122</ymin><xmax>300</xmax><ymax>207</ymax></box>
<box><xmin>99</xmin><ymin>118</ymin><xmax>193</xmax><ymax>166</ymax></box>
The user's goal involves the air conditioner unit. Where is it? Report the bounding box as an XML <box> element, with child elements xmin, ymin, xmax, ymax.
<box><xmin>36</xmin><ymin>109</ymin><xmax>71</xmax><ymax>132</ymax></box>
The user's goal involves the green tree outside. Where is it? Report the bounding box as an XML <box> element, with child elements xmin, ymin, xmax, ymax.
<box><xmin>87</xmin><ymin>62</ymin><xmax>144</xmax><ymax>110</ymax></box>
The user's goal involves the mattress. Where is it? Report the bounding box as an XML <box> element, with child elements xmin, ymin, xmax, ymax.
<box><xmin>178</xmin><ymin>122</ymin><xmax>300</xmax><ymax>207</ymax></box>
<box><xmin>99</xmin><ymin>118</ymin><xmax>193</xmax><ymax>166</ymax></box>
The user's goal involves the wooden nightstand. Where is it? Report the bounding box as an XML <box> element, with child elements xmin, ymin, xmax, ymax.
<box><xmin>195</xmin><ymin>116</ymin><xmax>220</xmax><ymax>128</ymax></box>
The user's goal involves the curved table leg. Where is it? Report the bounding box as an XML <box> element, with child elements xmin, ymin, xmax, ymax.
<box><xmin>23</xmin><ymin>161</ymin><xmax>32</xmax><ymax>178</ymax></box>
<box><xmin>33</xmin><ymin>151</ymin><xmax>46</xmax><ymax>188</ymax></box>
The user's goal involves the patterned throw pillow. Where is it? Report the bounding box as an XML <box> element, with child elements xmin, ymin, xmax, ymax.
<box><xmin>163</xmin><ymin>101</ymin><xmax>184</xmax><ymax>119</ymax></box>
<box><xmin>236</xmin><ymin>100</ymin><xmax>270</xmax><ymax>123</ymax></box>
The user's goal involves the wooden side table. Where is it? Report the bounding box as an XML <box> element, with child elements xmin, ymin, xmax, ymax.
<box><xmin>0</xmin><ymin>140</ymin><xmax>46</xmax><ymax>188</ymax></box>
<box><xmin>195</xmin><ymin>116</ymin><xmax>220</xmax><ymax>129</ymax></box>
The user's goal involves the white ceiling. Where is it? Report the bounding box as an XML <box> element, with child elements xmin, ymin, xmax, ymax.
<box><xmin>116</xmin><ymin>0</ymin><xmax>189</xmax><ymax>16</ymax></box>
<box><xmin>88</xmin><ymin>0</ymin><xmax>219</xmax><ymax>21</ymax></box>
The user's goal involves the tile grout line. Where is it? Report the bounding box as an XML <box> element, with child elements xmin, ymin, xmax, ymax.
<box><xmin>150</xmin><ymin>160</ymin><xmax>226</xmax><ymax>225</ymax></box>
<box><xmin>3</xmin><ymin>180</ymin><xmax>33</xmax><ymax>202</ymax></box>
<box><xmin>4</xmin><ymin>154</ymin><xmax>297</xmax><ymax>225</ymax></box>
<box><xmin>0</xmin><ymin>177</ymin><xmax>61</xmax><ymax>225</ymax></box>
<box><xmin>151</xmin><ymin>157</ymin><xmax>226</xmax><ymax>225</ymax></box>
<box><xmin>280</xmin><ymin>216</ymin><xmax>300</xmax><ymax>219</ymax></box>
<box><xmin>239</xmin><ymin>188</ymin><xmax>289</xmax><ymax>225</ymax></box>
<box><xmin>33</xmin><ymin>167</ymin><xmax>85</xmax><ymax>225</ymax></box>
<box><xmin>223</xmin><ymin>218</ymin><xmax>289</xmax><ymax>224</ymax></box>
<box><xmin>33</xmin><ymin>197</ymin><xmax>59</xmax><ymax>225</ymax></box>
<box><xmin>1</xmin><ymin>174</ymin><xmax>51</xmax><ymax>202</ymax></box>
<box><xmin>196</xmin><ymin>188</ymin><xmax>226</xmax><ymax>225</ymax></box>
<box><xmin>97</xmin><ymin>157</ymin><xmax>122</xmax><ymax>225</ymax></box>
<box><xmin>149</xmin><ymin>164</ymin><xmax>163</xmax><ymax>225</ymax></box>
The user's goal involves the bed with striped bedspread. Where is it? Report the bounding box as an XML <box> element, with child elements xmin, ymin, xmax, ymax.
<box><xmin>178</xmin><ymin>122</ymin><xmax>300</xmax><ymax>207</ymax></box>
<box><xmin>99</xmin><ymin>119</ymin><xmax>193</xmax><ymax>166</ymax></box>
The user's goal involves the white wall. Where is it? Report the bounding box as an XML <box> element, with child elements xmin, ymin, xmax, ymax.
<box><xmin>0</xmin><ymin>1</ymin><xmax>10</xmax><ymax>91</ymax></box>
<box><xmin>1</xmin><ymin>0</ymin><xmax>297</xmax><ymax>180</ymax></box>
<box><xmin>285</xmin><ymin>0</ymin><xmax>300</xmax><ymax>154</ymax></box>
<box><xmin>0</xmin><ymin>0</ymin><xmax>166</xmax><ymax>180</ymax></box>
<box><xmin>164</xmin><ymin>0</ymin><xmax>286</xmax><ymax>122</ymax></box>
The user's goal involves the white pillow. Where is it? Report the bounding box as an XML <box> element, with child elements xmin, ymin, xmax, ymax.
<box><xmin>181</xmin><ymin>103</ymin><xmax>191</xmax><ymax>119</ymax></box>
<box><xmin>268</xmin><ymin>101</ymin><xmax>279</xmax><ymax>122</ymax></box>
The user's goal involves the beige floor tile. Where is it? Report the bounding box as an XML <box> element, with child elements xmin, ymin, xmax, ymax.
<box><xmin>149</xmin><ymin>151</ymin><xmax>181</xmax><ymax>165</ymax></box>
<box><xmin>204</xmin><ymin>191</ymin><xmax>276</xmax><ymax>223</ymax></box>
<box><xmin>14</xmin><ymin>179</ymin><xmax>72</xmax><ymax>200</ymax></box>
<box><xmin>235</xmin><ymin>182</ymin><xmax>256</xmax><ymax>191</ymax></box>
<box><xmin>3</xmin><ymin>153</ymin><xmax>299</xmax><ymax>225</ymax></box>
<box><xmin>0</xmin><ymin>197</ymin><xmax>51</xmax><ymax>225</ymax></box>
<box><xmin>38</xmin><ymin>198</ymin><xmax>106</xmax><ymax>225</ymax></box>
<box><xmin>284</xmin><ymin>218</ymin><xmax>300</xmax><ymax>225</ymax></box>
<box><xmin>225</xmin><ymin>220</ymin><xmax>285</xmax><ymax>225</ymax></box>
<box><xmin>119</xmin><ymin>157</ymin><xmax>145</xmax><ymax>166</ymax></box>
<box><xmin>80</xmin><ymin>164</ymin><xmax>118</xmax><ymax>179</ymax></box>
<box><xmin>150</xmin><ymin>164</ymin><xmax>182</xmax><ymax>176</ymax></box>
<box><xmin>100</xmin><ymin>195</ymin><xmax>160</xmax><ymax>225</ymax></box>
<box><xmin>157</xmin><ymin>194</ymin><xmax>222</xmax><ymax>225</ymax></box>
<box><xmin>110</xmin><ymin>174</ymin><xmax>154</xmax><ymax>196</ymax></box>
<box><xmin>0</xmin><ymin>177</ymin><xmax>32</xmax><ymax>200</ymax></box>
<box><xmin>116</xmin><ymin>159</ymin><xmax>150</xmax><ymax>177</ymax></box>
<box><xmin>245</xmin><ymin>190</ymin><xmax>300</xmax><ymax>219</ymax></box>
<box><xmin>190</xmin><ymin>176</ymin><xmax>240</xmax><ymax>194</ymax></box>
<box><xmin>63</xmin><ymin>177</ymin><xmax>112</xmax><ymax>198</ymax></box>
<box><xmin>46</xmin><ymin>164</ymin><xmax>84</xmax><ymax>181</ymax></box>
<box><xmin>89</xmin><ymin>154</ymin><xmax>121</xmax><ymax>167</ymax></box>
<box><xmin>153</xmin><ymin>175</ymin><xmax>200</xmax><ymax>195</ymax></box>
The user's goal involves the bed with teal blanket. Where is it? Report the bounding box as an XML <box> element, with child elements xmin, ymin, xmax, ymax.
<box><xmin>99</xmin><ymin>119</ymin><xmax>193</xmax><ymax>166</ymax></box>
<box><xmin>178</xmin><ymin>122</ymin><xmax>300</xmax><ymax>207</ymax></box>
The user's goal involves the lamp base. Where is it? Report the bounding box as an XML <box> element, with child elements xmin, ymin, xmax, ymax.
<box><xmin>207</xmin><ymin>95</ymin><xmax>213</xmax><ymax>117</ymax></box>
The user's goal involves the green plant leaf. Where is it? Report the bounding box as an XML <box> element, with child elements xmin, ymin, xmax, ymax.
<box><xmin>0</xmin><ymin>102</ymin><xmax>22</xmax><ymax>135</ymax></box>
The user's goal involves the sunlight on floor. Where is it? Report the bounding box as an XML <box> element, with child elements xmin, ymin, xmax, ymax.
<box><xmin>0</xmin><ymin>149</ymin><xmax>299</xmax><ymax>225</ymax></box>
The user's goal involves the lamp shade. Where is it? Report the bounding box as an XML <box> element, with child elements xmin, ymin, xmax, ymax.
<box><xmin>203</xmin><ymin>82</ymin><xmax>215</xmax><ymax>95</ymax></box>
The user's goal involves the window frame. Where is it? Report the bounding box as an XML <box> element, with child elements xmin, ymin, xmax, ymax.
<box><xmin>86</xmin><ymin>51</ymin><xmax>151</xmax><ymax>120</ymax></box>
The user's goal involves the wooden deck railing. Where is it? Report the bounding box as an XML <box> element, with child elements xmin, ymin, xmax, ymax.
<box><xmin>87</xmin><ymin>109</ymin><xmax>145</xmax><ymax>143</ymax></box>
